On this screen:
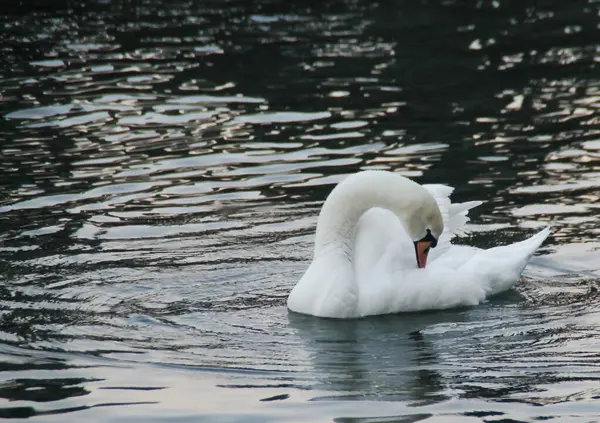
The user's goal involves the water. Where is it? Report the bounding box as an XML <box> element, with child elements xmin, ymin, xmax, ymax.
<box><xmin>1</xmin><ymin>0</ymin><xmax>600</xmax><ymax>421</ymax></box>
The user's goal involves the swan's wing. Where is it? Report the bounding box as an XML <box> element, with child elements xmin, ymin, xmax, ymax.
<box><xmin>351</xmin><ymin>204</ymin><xmax>551</xmax><ymax>317</ymax></box>
<box><xmin>423</xmin><ymin>184</ymin><xmax>482</xmax><ymax>236</ymax></box>
<box><xmin>423</xmin><ymin>184</ymin><xmax>482</xmax><ymax>260</ymax></box>
<box><xmin>371</xmin><ymin>227</ymin><xmax>553</xmax><ymax>316</ymax></box>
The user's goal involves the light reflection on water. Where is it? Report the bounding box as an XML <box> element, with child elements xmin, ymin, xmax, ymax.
<box><xmin>1</xmin><ymin>0</ymin><xmax>600</xmax><ymax>421</ymax></box>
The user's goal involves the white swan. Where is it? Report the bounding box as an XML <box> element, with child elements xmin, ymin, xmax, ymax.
<box><xmin>287</xmin><ymin>170</ymin><xmax>551</xmax><ymax>318</ymax></box>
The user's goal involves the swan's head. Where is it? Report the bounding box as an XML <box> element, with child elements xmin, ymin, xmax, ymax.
<box><xmin>402</xmin><ymin>196</ymin><xmax>444</xmax><ymax>269</ymax></box>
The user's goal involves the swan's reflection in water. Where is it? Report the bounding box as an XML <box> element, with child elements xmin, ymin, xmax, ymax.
<box><xmin>287</xmin><ymin>309</ymin><xmax>472</xmax><ymax>404</ymax></box>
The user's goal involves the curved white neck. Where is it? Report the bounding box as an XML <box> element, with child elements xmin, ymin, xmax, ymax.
<box><xmin>314</xmin><ymin>171</ymin><xmax>435</xmax><ymax>258</ymax></box>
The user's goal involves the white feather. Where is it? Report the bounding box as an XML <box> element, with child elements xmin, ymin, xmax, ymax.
<box><xmin>287</xmin><ymin>171</ymin><xmax>551</xmax><ymax>318</ymax></box>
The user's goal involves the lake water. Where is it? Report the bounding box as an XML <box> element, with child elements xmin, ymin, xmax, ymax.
<box><xmin>1</xmin><ymin>0</ymin><xmax>600</xmax><ymax>421</ymax></box>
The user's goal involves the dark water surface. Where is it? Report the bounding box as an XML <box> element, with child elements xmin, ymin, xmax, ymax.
<box><xmin>1</xmin><ymin>0</ymin><xmax>600</xmax><ymax>421</ymax></box>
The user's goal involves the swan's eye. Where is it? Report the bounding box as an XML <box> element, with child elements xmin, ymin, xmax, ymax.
<box><xmin>424</xmin><ymin>229</ymin><xmax>438</xmax><ymax>248</ymax></box>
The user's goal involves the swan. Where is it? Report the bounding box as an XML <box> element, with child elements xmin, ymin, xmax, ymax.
<box><xmin>287</xmin><ymin>170</ymin><xmax>551</xmax><ymax>318</ymax></box>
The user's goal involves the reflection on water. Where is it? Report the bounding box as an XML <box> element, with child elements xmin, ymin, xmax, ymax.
<box><xmin>287</xmin><ymin>311</ymin><xmax>457</xmax><ymax>404</ymax></box>
<box><xmin>1</xmin><ymin>0</ymin><xmax>600</xmax><ymax>421</ymax></box>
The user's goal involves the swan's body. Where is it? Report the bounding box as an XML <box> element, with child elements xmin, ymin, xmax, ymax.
<box><xmin>287</xmin><ymin>170</ymin><xmax>551</xmax><ymax>318</ymax></box>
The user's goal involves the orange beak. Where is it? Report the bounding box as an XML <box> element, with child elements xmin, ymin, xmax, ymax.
<box><xmin>414</xmin><ymin>240</ymin><xmax>432</xmax><ymax>269</ymax></box>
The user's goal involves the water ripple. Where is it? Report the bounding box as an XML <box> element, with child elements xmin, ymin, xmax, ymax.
<box><xmin>1</xmin><ymin>0</ymin><xmax>600</xmax><ymax>422</ymax></box>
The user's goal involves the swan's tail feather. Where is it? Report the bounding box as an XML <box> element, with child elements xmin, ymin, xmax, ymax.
<box><xmin>492</xmin><ymin>226</ymin><xmax>551</xmax><ymax>256</ymax></box>
<box><xmin>471</xmin><ymin>226</ymin><xmax>552</xmax><ymax>296</ymax></box>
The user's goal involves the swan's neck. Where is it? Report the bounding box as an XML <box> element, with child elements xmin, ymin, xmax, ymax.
<box><xmin>314</xmin><ymin>171</ymin><xmax>431</xmax><ymax>258</ymax></box>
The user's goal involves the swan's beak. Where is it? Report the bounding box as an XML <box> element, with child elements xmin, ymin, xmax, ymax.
<box><xmin>414</xmin><ymin>240</ymin><xmax>432</xmax><ymax>269</ymax></box>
